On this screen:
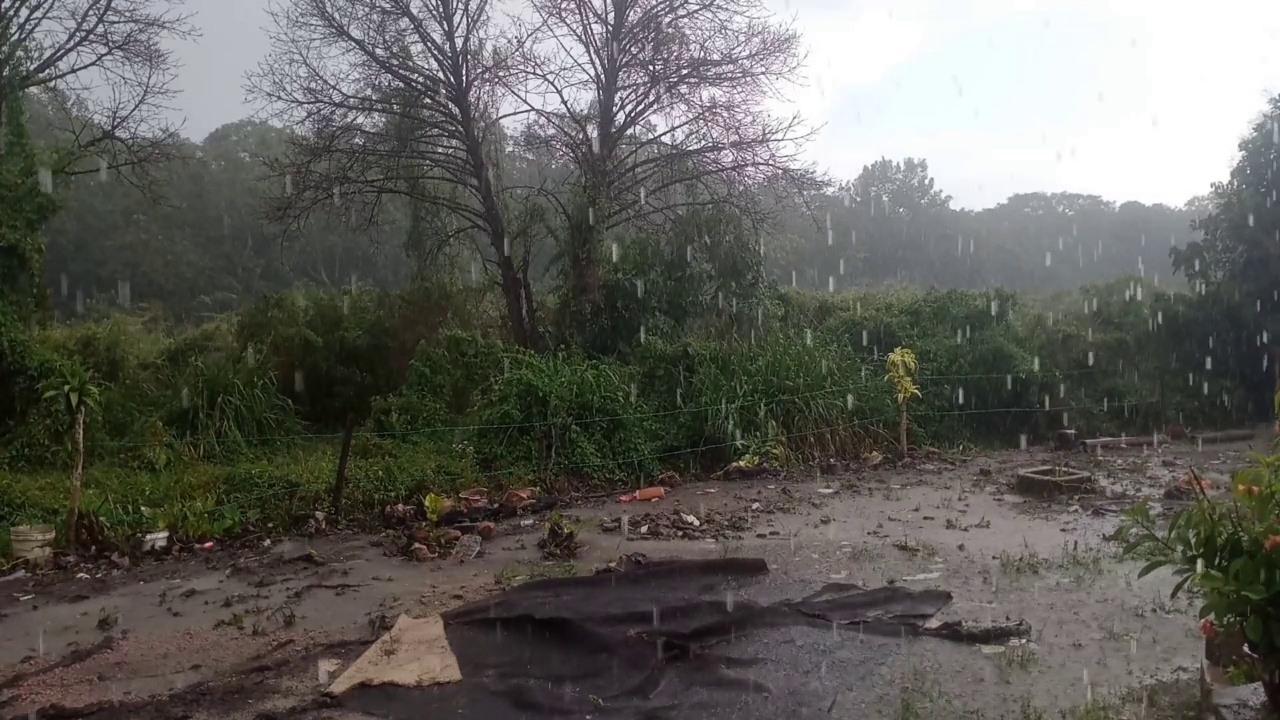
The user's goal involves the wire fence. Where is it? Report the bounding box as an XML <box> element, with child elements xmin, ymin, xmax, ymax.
<box><xmin>4</xmin><ymin>366</ymin><xmax>1128</xmax><ymax>457</ymax></box>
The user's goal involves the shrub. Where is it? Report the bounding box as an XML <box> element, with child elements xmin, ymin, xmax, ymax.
<box><xmin>1120</xmin><ymin>455</ymin><xmax>1280</xmax><ymax>704</ymax></box>
<box><xmin>469</xmin><ymin>352</ymin><xmax>659</xmax><ymax>484</ymax></box>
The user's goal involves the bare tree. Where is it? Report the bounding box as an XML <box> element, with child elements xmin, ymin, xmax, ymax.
<box><xmin>248</xmin><ymin>0</ymin><xmax>541</xmax><ymax>348</ymax></box>
<box><xmin>507</xmin><ymin>0</ymin><xmax>818</xmax><ymax>320</ymax></box>
<box><xmin>0</xmin><ymin>0</ymin><xmax>197</xmax><ymax>184</ymax></box>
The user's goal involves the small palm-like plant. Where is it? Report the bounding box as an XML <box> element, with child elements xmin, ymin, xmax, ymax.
<box><xmin>43</xmin><ymin>365</ymin><xmax>100</xmax><ymax>550</ymax></box>
<box><xmin>884</xmin><ymin>347</ymin><xmax>921</xmax><ymax>457</ymax></box>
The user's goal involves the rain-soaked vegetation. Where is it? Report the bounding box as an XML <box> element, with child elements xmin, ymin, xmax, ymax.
<box><xmin>0</xmin><ymin>0</ymin><xmax>1274</xmax><ymax>556</ymax></box>
<box><xmin>0</xmin><ymin>0</ymin><xmax>1276</xmax><ymax>558</ymax></box>
<box><xmin>8</xmin><ymin>2</ymin><xmax>1280</xmax><ymax>720</ymax></box>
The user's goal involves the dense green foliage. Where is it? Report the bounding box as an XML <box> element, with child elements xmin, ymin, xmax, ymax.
<box><xmin>1</xmin><ymin>0</ymin><xmax>1276</xmax><ymax>558</ymax></box>
<box><xmin>0</xmin><ymin>277</ymin><xmax>1249</xmax><ymax>554</ymax></box>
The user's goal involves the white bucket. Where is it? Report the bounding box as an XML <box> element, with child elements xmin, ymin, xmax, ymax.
<box><xmin>10</xmin><ymin>524</ymin><xmax>56</xmax><ymax>562</ymax></box>
<box><xmin>140</xmin><ymin>530</ymin><xmax>170</xmax><ymax>553</ymax></box>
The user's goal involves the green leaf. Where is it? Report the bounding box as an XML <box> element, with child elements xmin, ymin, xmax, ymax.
<box><xmin>1170</xmin><ymin>573</ymin><xmax>1194</xmax><ymax>600</ymax></box>
<box><xmin>1137</xmin><ymin>560</ymin><xmax>1167</xmax><ymax>579</ymax></box>
<box><xmin>1242</xmin><ymin>585</ymin><xmax>1269</xmax><ymax>601</ymax></box>
<box><xmin>1247</xmin><ymin>614</ymin><xmax>1265</xmax><ymax>643</ymax></box>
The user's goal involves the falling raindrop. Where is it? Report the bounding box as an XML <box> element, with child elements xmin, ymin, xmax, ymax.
<box><xmin>37</xmin><ymin>167</ymin><xmax>52</xmax><ymax>193</ymax></box>
<box><xmin>1045</xmin><ymin>251</ymin><xmax>1052</xmax><ymax>267</ymax></box>
<box><xmin>612</xmin><ymin>242</ymin><xmax>620</xmax><ymax>263</ymax></box>
<box><xmin>294</xmin><ymin>369</ymin><xmax>305</xmax><ymax>394</ymax></box>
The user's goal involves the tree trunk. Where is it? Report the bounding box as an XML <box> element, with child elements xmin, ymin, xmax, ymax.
<box><xmin>331</xmin><ymin>412</ymin><xmax>357</xmax><ymax>516</ymax></box>
<box><xmin>498</xmin><ymin>255</ymin><xmax>531</xmax><ymax>348</ymax></box>
<box><xmin>66</xmin><ymin>404</ymin><xmax>86</xmax><ymax>550</ymax></box>
<box><xmin>520</xmin><ymin>244</ymin><xmax>541</xmax><ymax>350</ymax></box>
<box><xmin>898</xmin><ymin>402</ymin><xmax>909</xmax><ymax>457</ymax></box>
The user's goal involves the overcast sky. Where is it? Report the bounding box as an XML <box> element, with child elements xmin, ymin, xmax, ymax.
<box><xmin>170</xmin><ymin>0</ymin><xmax>1280</xmax><ymax>210</ymax></box>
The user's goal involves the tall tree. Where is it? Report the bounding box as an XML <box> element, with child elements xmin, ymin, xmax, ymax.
<box><xmin>508</xmin><ymin>0</ymin><xmax>817</xmax><ymax>337</ymax></box>
<box><xmin>0</xmin><ymin>0</ymin><xmax>197</xmax><ymax>186</ymax></box>
<box><xmin>248</xmin><ymin>0</ymin><xmax>540</xmax><ymax>347</ymax></box>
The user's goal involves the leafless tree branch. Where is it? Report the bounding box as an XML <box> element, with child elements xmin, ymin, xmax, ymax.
<box><xmin>0</xmin><ymin>0</ymin><xmax>198</xmax><ymax>190</ymax></box>
<box><xmin>248</xmin><ymin>0</ymin><xmax>541</xmax><ymax>347</ymax></box>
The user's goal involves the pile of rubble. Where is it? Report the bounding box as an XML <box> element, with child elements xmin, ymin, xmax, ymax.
<box><xmin>384</xmin><ymin>487</ymin><xmax>556</xmax><ymax>562</ymax></box>
<box><xmin>599</xmin><ymin>508</ymin><xmax>751</xmax><ymax>540</ymax></box>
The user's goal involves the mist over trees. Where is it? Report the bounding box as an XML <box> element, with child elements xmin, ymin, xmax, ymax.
<box><xmin>33</xmin><ymin>119</ymin><xmax>1204</xmax><ymax>323</ymax></box>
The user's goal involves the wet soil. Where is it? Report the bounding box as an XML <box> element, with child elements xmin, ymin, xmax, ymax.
<box><xmin>0</xmin><ymin>435</ymin><xmax>1264</xmax><ymax>719</ymax></box>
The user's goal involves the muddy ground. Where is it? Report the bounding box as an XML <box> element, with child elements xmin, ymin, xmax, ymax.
<box><xmin>0</xmin><ymin>435</ymin><xmax>1266</xmax><ymax>720</ymax></box>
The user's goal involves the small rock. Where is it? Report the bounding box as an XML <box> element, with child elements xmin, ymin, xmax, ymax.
<box><xmin>476</xmin><ymin>522</ymin><xmax>497</xmax><ymax>540</ymax></box>
<box><xmin>441</xmin><ymin>528</ymin><xmax>464</xmax><ymax>544</ymax></box>
<box><xmin>500</xmin><ymin>488</ymin><xmax>534</xmax><ymax>510</ymax></box>
<box><xmin>409</xmin><ymin>543</ymin><xmax>436</xmax><ymax>562</ymax></box>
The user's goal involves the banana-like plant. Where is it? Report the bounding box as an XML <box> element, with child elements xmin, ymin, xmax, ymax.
<box><xmin>43</xmin><ymin>365</ymin><xmax>100</xmax><ymax>550</ymax></box>
<box><xmin>884</xmin><ymin>348</ymin><xmax>921</xmax><ymax>457</ymax></box>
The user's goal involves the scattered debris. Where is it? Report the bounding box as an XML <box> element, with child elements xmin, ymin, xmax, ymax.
<box><xmin>1191</xmin><ymin>429</ymin><xmax>1257</xmax><ymax>445</ymax></box>
<box><xmin>711</xmin><ymin>460</ymin><xmax>772</xmax><ymax>481</ymax></box>
<box><xmin>921</xmin><ymin>619</ymin><xmax>1032</xmax><ymax>644</ymax></box>
<box><xmin>449</xmin><ymin>535</ymin><xmax>482</xmax><ymax>562</ymax></box>
<box><xmin>594</xmin><ymin>552</ymin><xmax>650</xmax><ymax>574</ymax></box>
<box><xmin>1013</xmin><ymin>465</ymin><xmax>1097</xmax><ymax>498</ymax></box>
<box><xmin>618</xmin><ymin>486</ymin><xmax>666</xmax><ymax>503</ymax></box>
<box><xmin>1053</xmin><ymin>429</ymin><xmax>1078</xmax><ymax>451</ymax></box>
<box><xmin>601</xmin><ymin>509</ymin><xmax>750</xmax><ymax>540</ymax></box>
<box><xmin>538</xmin><ymin>513</ymin><xmax>581</xmax><ymax>560</ymax></box>
<box><xmin>500</xmin><ymin>488</ymin><xmax>535</xmax><ymax>511</ymax></box>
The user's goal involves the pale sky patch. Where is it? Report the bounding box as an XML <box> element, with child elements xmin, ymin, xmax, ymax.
<box><xmin>168</xmin><ymin>0</ymin><xmax>1280</xmax><ymax>210</ymax></box>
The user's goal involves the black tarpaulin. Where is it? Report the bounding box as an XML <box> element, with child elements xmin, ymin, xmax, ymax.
<box><xmin>337</xmin><ymin>557</ymin><xmax>956</xmax><ymax>719</ymax></box>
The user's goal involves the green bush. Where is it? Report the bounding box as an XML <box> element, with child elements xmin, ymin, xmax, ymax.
<box><xmin>470</xmin><ymin>352</ymin><xmax>660</xmax><ymax>484</ymax></box>
<box><xmin>0</xmin><ymin>275</ymin><xmax>1256</xmax><ymax>555</ymax></box>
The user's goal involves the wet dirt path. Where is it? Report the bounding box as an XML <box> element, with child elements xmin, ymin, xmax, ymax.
<box><xmin>0</xmin><ymin>438</ymin><xmax>1262</xmax><ymax>719</ymax></box>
